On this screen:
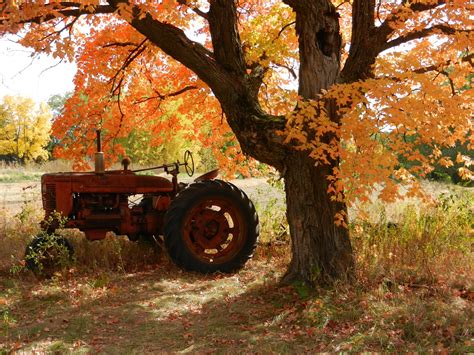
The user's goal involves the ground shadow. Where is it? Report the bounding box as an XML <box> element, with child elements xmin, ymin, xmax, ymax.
<box><xmin>1</xmin><ymin>251</ymin><xmax>323</xmax><ymax>353</ymax></box>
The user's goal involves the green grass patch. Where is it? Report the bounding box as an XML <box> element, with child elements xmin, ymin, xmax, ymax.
<box><xmin>0</xmin><ymin>160</ymin><xmax>72</xmax><ymax>183</ymax></box>
<box><xmin>0</xmin><ymin>170</ymin><xmax>43</xmax><ymax>183</ymax></box>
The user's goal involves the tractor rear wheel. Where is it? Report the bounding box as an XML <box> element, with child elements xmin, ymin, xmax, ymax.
<box><xmin>164</xmin><ymin>180</ymin><xmax>259</xmax><ymax>273</ymax></box>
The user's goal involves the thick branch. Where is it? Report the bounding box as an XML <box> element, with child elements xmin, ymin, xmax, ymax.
<box><xmin>107</xmin><ymin>0</ymin><xmax>286</xmax><ymax>166</ymax></box>
<box><xmin>282</xmin><ymin>0</ymin><xmax>301</xmax><ymax>11</ymax></box>
<box><xmin>382</xmin><ymin>25</ymin><xmax>471</xmax><ymax>51</ymax></box>
<box><xmin>208</xmin><ymin>0</ymin><xmax>246</xmax><ymax>76</ymax></box>
<box><xmin>292</xmin><ymin>0</ymin><xmax>342</xmax><ymax>96</ymax></box>
<box><xmin>102</xmin><ymin>1</ymin><xmax>232</xmax><ymax>98</ymax></box>
<box><xmin>351</xmin><ymin>0</ymin><xmax>375</xmax><ymax>40</ymax></box>
<box><xmin>2</xmin><ymin>0</ymin><xmax>288</xmax><ymax>167</ymax></box>
<box><xmin>340</xmin><ymin>0</ymin><xmax>375</xmax><ymax>82</ymax></box>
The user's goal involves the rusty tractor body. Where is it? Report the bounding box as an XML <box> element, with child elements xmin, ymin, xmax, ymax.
<box><xmin>41</xmin><ymin>171</ymin><xmax>175</xmax><ymax>241</ymax></box>
<box><xmin>25</xmin><ymin>131</ymin><xmax>259</xmax><ymax>276</ymax></box>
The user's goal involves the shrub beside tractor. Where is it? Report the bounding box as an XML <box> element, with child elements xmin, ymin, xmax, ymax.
<box><xmin>25</xmin><ymin>131</ymin><xmax>259</xmax><ymax>275</ymax></box>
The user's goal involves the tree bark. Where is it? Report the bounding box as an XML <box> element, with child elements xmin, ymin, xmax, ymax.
<box><xmin>292</xmin><ymin>0</ymin><xmax>341</xmax><ymax>95</ymax></box>
<box><xmin>281</xmin><ymin>151</ymin><xmax>354</xmax><ymax>285</ymax></box>
<box><xmin>279</xmin><ymin>0</ymin><xmax>354</xmax><ymax>285</ymax></box>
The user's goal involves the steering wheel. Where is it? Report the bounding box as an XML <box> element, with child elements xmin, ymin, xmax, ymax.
<box><xmin>184</xmin><ymin>150</ymin><xmax>194</xmax><ymax>177</ymax></box>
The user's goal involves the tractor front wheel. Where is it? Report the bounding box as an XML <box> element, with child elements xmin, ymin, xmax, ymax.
<box><xmin>25</xmin><ymin>234</ymin><xmax>73</xmax><ymax>277</ymax></box>
<box><xmin>164</xmin><ymin>180</ymin><xmax>259</xmax><ymax>273</ymax></box>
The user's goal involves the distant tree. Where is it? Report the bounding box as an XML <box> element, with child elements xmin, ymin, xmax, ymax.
<box><xmin>46</xmin><ymin>92</ymin><xmax>72</xmax><ymax>156</ymax></box>
<box><xmin>0</xmin><ymin>96</ymin><xmax>52</xmax><ymax>163</ymax></box>
<box><xmin>118</xmin><ymin>99</ymin><xmax>198</xmax><ymax>165</ymax></box>
<box><xmin>47</xmin><ymin>92</ymin><xmax>72</xmax><ymax>118</ymax></box>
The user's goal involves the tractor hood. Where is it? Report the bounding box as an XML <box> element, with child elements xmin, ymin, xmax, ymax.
<box><xmin>41</xmin><ymin>171</ymin><xmax>174</xmax><ymax>194</ymax></box>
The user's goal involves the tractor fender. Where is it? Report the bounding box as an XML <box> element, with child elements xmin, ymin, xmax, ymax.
<box><xmin>194</xmin><ymin>169</ymin><xmax>219</xmax><ymax>182</ymax></box>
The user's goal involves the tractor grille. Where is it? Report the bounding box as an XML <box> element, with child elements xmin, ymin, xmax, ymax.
<box><xmin>43</xmin><ymin>184</ymin><xmax>56</xmax><ymax>212</ymax></box>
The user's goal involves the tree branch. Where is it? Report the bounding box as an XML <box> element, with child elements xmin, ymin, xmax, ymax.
<box><xmin>102</xmin><ymin>41</ymin><xmax>139</xmax><ymax>48</ymax></box>
<box><xmin>272</xmin><ymin>62</ymin><xmax>297</xmax><ymax>79</ymax></box>
<box><xmin>2</xmin><ymin>0</ymin><xmax>222</xmax><ymax>93</ymax></box>
<box><xmin>89</xmin><ymin>0</ymin><xmax>244</xmax><ymax>106</ymax></box>
<box><xmin>340</xmin><ymin>0</ymin><xmax>376</xmax><ymax>82</ymax></box>
<box><xmin>208</xmin><ymin>0</ymin><xmax>246</xmax><ymax>76</ymax></box>
<box><xmin>2</xmin><ymin>0</ymin><xmax>288</xmax><ymax>167</ymax></box>
<box><xmin>176</xmin><ymin>0</ymin><xmax>209</xmax><ymax>20</ymax></box>
<box><xmin>375</xmin><ymin>0</ymin><xmax>447</xmax><ymax>46</ymax></box>
<box><xmin>282</xmin><ymin>0</ymin><xmax>300</xmax><ymax>11</ymax></box>
<box><xmin>277</xmin><ymin>20</ymin><xmax>296</xmax><ymax>39</ymax></box>
<box><xmin>341</xmin><ymin>0</ymin><xmax>452</xmax><ymax>83</ymax></box>
<box><xmin>0</xmin><ymin>4</ymin><xmax>114</xmax><ymax>26</ymax></box>
<box><xmin>109</xmin><ymin>39</ymin><xmax>148</xmax><ymax>95</ymax></box>
<box><xmin>40</xmin><ymin>17</ymin><xmax>78</xmax><ymax>42</ymax></box>
<box><xmin>134</xmin><ymin>85</ymin><xmax>198</xmax><ymax>105</ymax></box>
<box><xmin>352</xmin><ymin>0</ymin><xmax>375</xmax><ymax>38</ymax></box>
<box><xmin>382</xmin><ymin>25</ymin><xmax>472</xmax><ymax>51</ymax></box>
<box><xmin>411</xmin><ymin>52</ymin><xmax>473</xmax><ymax>74</ymax></box>
<box><xmin>379</xmin><ymin>53</ymin><xmax>473</xmax><ymax>94</ymax></box>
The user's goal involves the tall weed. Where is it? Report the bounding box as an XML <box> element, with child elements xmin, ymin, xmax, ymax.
<box><xmin>351</xmin><ymin>191</ymin><xmax>473</xmax><ymax>285</ymax></box>
<box><xmin>0</xmin><ymin>203</ymin><xmax>42</xmax><ymax>272</ymax></box>
<box><xmin>66</xmin><ymin>232</ymin><xmax>163</xmax><ymax>273</ymax></box>
<box><xmin>256</xmin><ymin>197</ymin><xmax>289</xmax><ymax>244</ymax></box>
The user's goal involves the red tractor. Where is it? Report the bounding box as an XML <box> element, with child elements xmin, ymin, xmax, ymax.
<box><xmin>25</xmin><ymin>131</ymin><xmax>259</xmax><ymax>275</ymax></box>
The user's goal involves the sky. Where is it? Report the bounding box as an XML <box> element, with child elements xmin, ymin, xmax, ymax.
<box><xmin>0</xmin><ymin>37</ymin><xmax>77</xmax><ymax>103</ymax></box>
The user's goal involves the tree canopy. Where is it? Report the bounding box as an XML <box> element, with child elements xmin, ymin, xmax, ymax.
<box><xmin>0</xmin><ymin>0</ymin><xmax>472</xmax><ymax>284</ymax></box>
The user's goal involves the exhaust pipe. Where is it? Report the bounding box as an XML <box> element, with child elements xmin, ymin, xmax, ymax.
<box><xmin>95</xmin><ymin>129</ymin><xmax>105</xmax><ymax>174</ymax></box>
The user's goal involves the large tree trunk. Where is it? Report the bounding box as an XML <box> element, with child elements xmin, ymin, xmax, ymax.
<box><xmin>277</xmin><ymin>0</ymin><xmax>354</xmax><ymax>285</ymax></box>
<box><xmin>281</xmin><ymin>151</ymin><xmax>354</xmax><ymax>285</ymax></box>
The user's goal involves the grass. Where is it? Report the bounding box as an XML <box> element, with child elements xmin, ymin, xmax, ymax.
<box><xmin>0</xmin><ymin>160</ymin><xmax>72</xmax><ymax>183</ymax></box>
<box><xmin>351</xmin><ymin>191</ymin><xmax>473</xmax><ymax>284</ymax></box>
<box><xmin>0</xmin><ymin>174</ymin><xmax>472</xmax><ymax>352</ymax></box>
